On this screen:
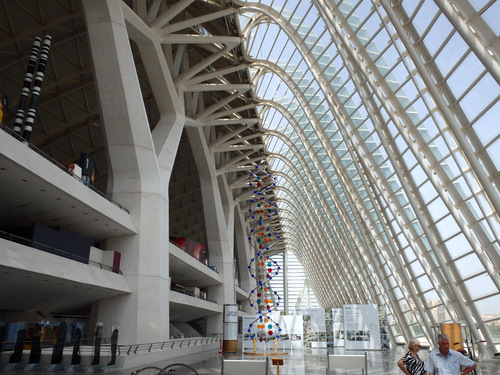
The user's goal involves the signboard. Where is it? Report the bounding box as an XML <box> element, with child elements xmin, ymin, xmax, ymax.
<box><xmin>343</xmin><ymin>304</ymin><xmax>381</xmax><ymax>350</ymax></box>
<box><xmin>295</xmin><ymin>307</ymin><xmax>327</xmax><ymax>348</ymax></box>
<box><xmin>278</xmin><ymin>315</ymin><xmax>304</xmax><ymax>350</ymax></box>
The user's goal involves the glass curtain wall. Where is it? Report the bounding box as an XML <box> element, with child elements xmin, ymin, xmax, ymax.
<box><xmin>270</xmin><ymin>251</ymin><xmax>320</xmax><ymax>313</ymax></box>
<box><xmin>236</xmin><ymin>0</ymin><xmax>500</xmax><ymax>352</ymax></box>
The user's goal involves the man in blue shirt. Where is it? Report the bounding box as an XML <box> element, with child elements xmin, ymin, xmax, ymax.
<box><xmin>425</xmin><ymin>333</ymin><xmax>477</xmax><ymax>375</ymax></box>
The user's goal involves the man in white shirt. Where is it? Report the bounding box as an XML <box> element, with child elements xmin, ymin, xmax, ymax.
<box><xmin>425</xmin><ymin>333</ymin><xmax>476</xmax><ymax>375</ymax></box>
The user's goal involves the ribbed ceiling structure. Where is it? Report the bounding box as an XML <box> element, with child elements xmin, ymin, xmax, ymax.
<box><xmin>237</xmin><ymin>0</ymin><xmax>500</xmax><ymax>352</ymax></box>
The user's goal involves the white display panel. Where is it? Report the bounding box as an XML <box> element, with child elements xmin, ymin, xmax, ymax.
<box><xmin>343</xmin><ymin>304</ymin><xmax>381</xmax><ymax>350</ymax></box>
<box><xmin>295</xmin><ymin>307</ymin><xmax>327</xmax><ymax>348</ymax></box>
<box><xmin>223</xmin><ymin>304</ymin><xmax>238</xmax><ymax>340</ymax></box>
<box><xmin>278</xmin><ymin>315</ymin><xmax>304</xmax><ymax>349</ymax></box>
<box><xmin>331</xmin><ymin>308</ymin><xmax>345</xmax><ymax>347</ymax></box>
<box><xmin>223</xmin><ymin>322</ymin><xmax>238</xmax><ymax>340</ymax></box>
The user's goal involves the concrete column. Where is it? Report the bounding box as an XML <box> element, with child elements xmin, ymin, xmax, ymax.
<box><xmin>234</xmin><ymin>205</ymin><xmax>253</xmax><ymax>295</ymax></box>
<box><xmin>83</xmin><ymin>0</ymin><xmax>170</xmax><ymax>344</ymax></box>
<box><xmin>185</xmin><ymin>126</ymin><xmax>235</xmax><ymax>336</ymax></box>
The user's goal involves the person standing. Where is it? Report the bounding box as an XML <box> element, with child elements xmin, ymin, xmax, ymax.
<box><xmin>398</xmin><ymin>338</ymin><xmax>426</xmax><ymax>375</ymax></box>
<box><xmin>425</xmin><ymin>333</ymin><xmax>477</xmax><ymax>375</ymax></box>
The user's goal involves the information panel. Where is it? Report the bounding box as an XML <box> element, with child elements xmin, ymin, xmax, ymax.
<box><xmin>279</xmin><ymin>315</ymin><xmax>304</xmax><ymax>350</ymax></box>
<box><xmin>343</xmin><ymin>304</ymin><xmax>381</xmax><ymax>350</ymax></box>
<box><xmin>295</xmin><ymin>307</ymin><xmax>327</xmax><ymax>348</ymax></box>
<box><xmin>331</xmin><ymin>308</ymin><xmax>345</xmax><ymax>347</ymax></box>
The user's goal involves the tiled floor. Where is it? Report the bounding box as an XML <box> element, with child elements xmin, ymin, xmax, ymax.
<box><xmin>2</xmin><ymin>347</ymin><xmax>499</xmax><ymax>374</ymax></box>
<box><xmin>163</xmin><ymin>346</ymin><xmax>500</xmax><ymax>374</ymax></box>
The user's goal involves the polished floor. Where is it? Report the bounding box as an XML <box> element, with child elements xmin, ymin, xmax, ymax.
<box><xmin>1</xmin><ymin>346</ymin><xmax>499</xmax><ymax>374</ymax></box>
<box><xmin>144</xmin><ymin>346</ymin><xmax>500</xmax><ymax>374</ymax></box>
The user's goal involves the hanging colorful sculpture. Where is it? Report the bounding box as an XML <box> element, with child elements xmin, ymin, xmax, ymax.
<box><xmin>246</xmin><ymin>165</ymin><xmax>283</xmax><ymax>342</ymax></box>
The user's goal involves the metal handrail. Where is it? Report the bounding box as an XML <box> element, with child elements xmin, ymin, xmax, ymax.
<box><xmin>0</xmin><ymin>124</ymin><xmax>129</xmax><ymax>213</ymax></box>
<box><xmin>0</xmin><ymin>337</ymin><xmax>111</xmax><ymax>352</ymax></box>
<box><xmin>0</xmin><ymin>337</ymin><xmax>220</xmax><ymax>356</ymax></box>
<box><xmin>124</xmin><ymin>337</ymin><xmax>221</xmax><ymax>355</ymax></box>
<box><xmin>170</xmin><ymin>286</ymin><xmax>218</xmax><ymax>304</ymax></box>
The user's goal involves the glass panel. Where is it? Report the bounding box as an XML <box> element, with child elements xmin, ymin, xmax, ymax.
<box><xmin>487</xmin><ymin>138</ymin><xmax>500</xmax><ymax>170</ymax></box>
<box><xmin>446</xmin><ymin>53</ymin><xmax>484</xmax><ymax>98</ymax></box>
<box><xmin>482</xmin><ymin>2</ymin><xmax>500</xmax><ymax>35</ymax></box>
<box><xmin>435</xmin><ymin>215</ymin><xmax>461</xmax><ymax>240</ymax></box>
<box><xmin>427</xmin><ymin>197</ymin><xmax>448</xmax><ymax>221</ymax></box>
<box><xmin>423</xmin><ymin>14</ymin><xmax>453</xmax><ymax>56</ymax></box>
<box><xmin>468</xmin><ymin>0</ymin><xmax>489</xmax><ymax>12</ymax></box>
<box><xmin>430</xmin><ymin>304</ymin><xmax>451</xmax><ymax>323</ymax></box>
<box><xmin>472</xmin><ymin>100</ymin><xmax>500</xmax><ymax>146</ymax></box>
<box><xmin>416</xmin><ymin>274</ymin><xmax>433</xmax><ymax>292</ymax></box>
<box><xmin>454</xmin><ymin>253</ymin><xmax>484</xmax><ymax>279</ymax></box>
<box><xmin>424</xmin><ymin>290</ymin><xmax>440</xmax><ymax>308</ymax></box>
<box><xmin>460</xmin><ymin>74</ymin><xmax>500</xmax><ymax>121</ymax></box>
<box><xmin>484</xmin><ymin>320</ymin><xmax>500</xmax><ymax>342</ymax></box>
<box><xmin>404</xmin><ymin>310</ymin><xmax>416</xmax><ymax>324</ymax></box>
<box><xmin>434</xmin><ymin>32</ymin><xmax>469</xmax><ymax>77</ymax></box>
<box><xmin>411</xmin><ymin>1</ymin><xmax>439</xmax><ymax>36</ymax></box>
<box><xmin>410</xmin><ymin>260</ymin><xmax>424</xmax><ymax>277</ymax></box>
<box><xmin>474</xmin><ymin>295</ymin><xmax>500</xmax><ymax>316</ymax></box>
<box><xmin>409</xmin><ymin>323</ymin><xmax>425</xmax><ymax>337</ymax></box>
<box><xmin>464</xmin><ymin>275</ymin><xmax>498</xmax><ymax>300</ymax></box>
<box><xmin>444</xmin><ymin>234</ymin><xmax>473</xmax><ymax>259</ymax></box>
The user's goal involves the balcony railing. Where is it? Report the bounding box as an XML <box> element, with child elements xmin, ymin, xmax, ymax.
<box><xmin>170</xmin><ymin>286</ymin><xmax>218</xmax><ymax>304</ymax></box>
<box><xmin>1</xmin><ymin>124</ymin><xmax>129</xmax><ymax>213</ymax></box>
<box><xmin>0</xmin><ymin>336</ymin><xmax>221</xmax><ymax>357</ymax></box>
<box><xmin>0</xmin><ymin>229</ymin><xmax>122</xmax><ymax>274</ymax></box>
<box><xmin>124</xmin><ymin>337</ymin><xmax>221</xmax><ymax>355</ymax></box>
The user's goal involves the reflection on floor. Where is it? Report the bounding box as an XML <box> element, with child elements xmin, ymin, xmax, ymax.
<box><xmin>1</xmin><ymin>346</ymin><xmax>498</xmax><ymax>374</ymax></box>
<box><xmin>140</xmin><ymin>346</ymin><xmax>500</xmax><ymax>374</ymax></box>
